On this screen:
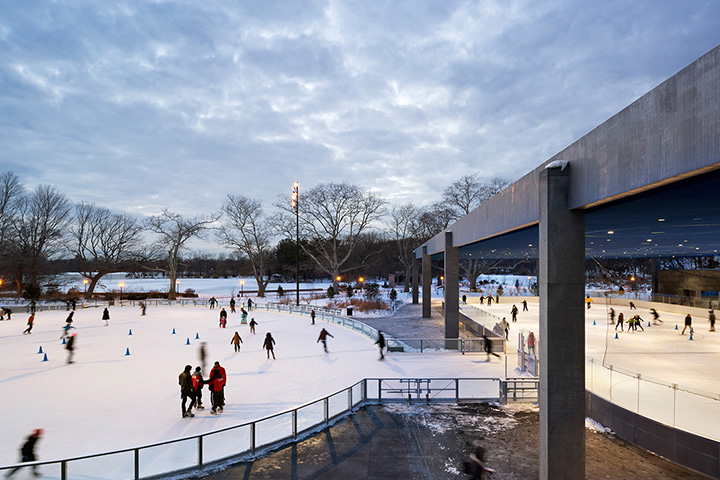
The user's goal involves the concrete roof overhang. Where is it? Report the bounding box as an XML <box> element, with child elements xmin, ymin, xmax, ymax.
<box><xmin>416</xmin><ymin>44</ymin><xmax>720</xmax><ymax>263</ymax></box>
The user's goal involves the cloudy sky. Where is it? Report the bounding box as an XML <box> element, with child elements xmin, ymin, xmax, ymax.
<box><xmin>2</xmin><ymin>1</ymin><xmax>720</xmax><ymax>224</ymax></box>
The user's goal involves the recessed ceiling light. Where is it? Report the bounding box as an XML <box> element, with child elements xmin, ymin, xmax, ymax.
<box><xmin>607</xmin><ymin>230</ymin><xmax>614</xmax><ymax>234</ymax></box>
<box><xmin>658</xmin><ymin>218</ymin><xmax>665</xmax><ymax>222</ymax></box>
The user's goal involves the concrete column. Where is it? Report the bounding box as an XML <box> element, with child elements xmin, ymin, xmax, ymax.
<box><xmin>411</xmin><ymin>257</ymin><xmax>419</xmax><ymax>304</ymax></box>
<box><xmin>444</xmin><ymin>231</ymin><xmax>459</xmax><ymax>339</ymax></box>
<box><xmin>538</xmin><ymin>165</ymin><xmax>585</xmax><ymax>480</ymax></box>
<box><xmin>422</xmin><ymin>246</ymin><xmax>432</xmax><ymax>318</ymax></box>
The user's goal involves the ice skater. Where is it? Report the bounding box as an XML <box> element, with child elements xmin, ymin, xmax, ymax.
<box><xmin>61</xmin><ymin>322</ymin><xmax>75</xmax><ymax>338</ymax></box>
<box><xmin>479</xmin><ymin>294</ymin><xmax>484</xmax><ymax>305</ymax></box>
<box><xmin>230</xmin><ymin>331</ymin><xmax>243</xmax><ymax>352</ymax></box>
<box><xmin>510</xmin><ymin>305</ymin><xmax>518</xmax><ymax>322</ymax></box>
<box><xmin>650</xmin><ymin>308</ymin><xmax>662</xmax><ymax>325</ymax></box>
<box><xmin>178</xmin><ymin>365</ymin><xmax>196</xmax><ymax>418</ymax></box>
<box><xmin>199</xmin><ymin>342</ymin><xmax>207</xmax><ymax>373</ymax></box>
<box><xmin>249</xmin><ymin>318</ymin><xmax>258</xmax><ymax>334</ymax></box>
<box><xmin>615</xmin><ymin>312</ymin><xmax>624</xmax><ymax>331</ymax></box>
<box><xmin>375</xmin><ymin>330</ymin><xmax>386</xmax><ymax>360</ymax></box>
<box><xmin>709</xmin><ymin>310</ymin><xmax>716</xmax><ymax>332</ymax></box>
<box><xmin>501</xmin><ymin>317</ymin><xmax>509</xmax><ymax>340</ymax></box>
<box><xmin>585</xmin><ymin>296</ymin><xmax>593</xmax><ymax>309</ymax></box>
<box><xmin>311</xmin><ymin>309</ymin><xmax>316</xmax><ymax>325</ymax></box>
<box><xmin>219</xmin><ymin>308</ymin><xmax>227</xmax><ymax>328</ymax></box>
<box><xmin>483</xmin><ymin>334</ymin><xmax>499</xmax><ymax>361</ymax></box>
<box><xmin>681</xmin><ymin>313</ymin><xmax>693</xmax><ymax>335</ymax></box>
<box><xmin>192</xmin><ymin>367</ymin><xmax>205</xmax><ymax>410</ymax></box>
<box><xmin>629</xmin><ymin>301</ymin><xmax>637</xmax><ymax>310</ymax></box>
<box><xmin>23</xmin><ymin>313</ymin><xmax>35</xmax><ymax>334</ymax></box>
<box><xmin>462</xmin><ymin>294</ymin><xmax>467</xmax><ymax>304</ymax></box>
<box><xmin>203</xmin><ymin>362</ymin><xmax>225</xmax><ymax>414</ymax></box>
<box><xmin>240</xmin><ymin>307</ymin><xmax>248</xmax><ymax>324</ymax></box>
<box><xmin>139</xmin><ymin>301</ymin><xmax>146</xmax><ymax>316</ymax></box>
<box><xmin>208</xmin><ymin>296</ymin><xmax>218</xmax><ymax>309</ymax></box>
<box><xmin>2</xmin><ymin>307</ymin><xmax>12</xmax><ymax>320</ymax></box>
<box><xmin>229</xmin><ymin>297</ymin><xmax>236</xmax><ymax>313</ymax></box>
<box><xmin>6</xmin><ymin>429</ymin><xmax>42</xmax><ymax>478</ymax></box>
<box><xmin>66</xmin><ymin>311</ymin><xmax>74</xmax><ymax>325</ymax></box>
<box><xmin>609</xmin><ymin>308</ymin><xmax>615</xmax><ymax>325</ymax></box>
<box><xmin>487</xmin><ymin>296</ymin><xmax>493</xmax><ymax>307</ymax></box>
<box><xmin>102</xmin><ymin>307</ymin><xmax>110</xmax><ymax>326</ymax></box>
<box><xmin>630</xmin><ymin>315</ymin><xmax>644</xmax><ymax>332</ymax></box>
<box><xmin>317</xmin><ymin>328</ymin><xmax>334</xmax><ymax>353</ymax></box>
<box><xmin>522</xmin><ymin>299</ymin><xmax>528</xmax><ymax>311</ymax></box>
<box><xmin>526</xmin><ymin>331</ymin><xmax>536</xmax><ymax>356</ymax></box>
<box><xmin>66</xmin><ymin>333</ymin><xmax>77</xmax><ymax>364</ymax></box>
<box><xmin>247</xmin><ymin>298</ymin><xmax>253</xmax><ymax>310</ymax></box>
<box><xmin>263</xmin><ymin>332</ymin><xmax>276</xmax><ymax>359</ymax></box>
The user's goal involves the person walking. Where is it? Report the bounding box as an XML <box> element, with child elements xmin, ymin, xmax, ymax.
<box><xmin>203</xmin><ymin>362</ymin><xmax>225</xmax><ymax>414</ymax></box>
<box><xmin>66</xmin><ymin>333</ymin><xmax>77</xmax><ymax>364</ymax></box>
<box><xmin>522</xmin><ymin>299</ymin><xmax>528</xmax><ymax>312</ymax></box>
<box><xmin>6</xmin><ymin>429</ymin><xmax>42</xmax><ymax>478</ymax></box>
<box><xmin>102</xmin><ymin>307</ymin><xmax>110</xmax><ymax>326</ymax></box>
<box><xmin>317</xmin><ymin>328</ymin><xmax>334</xmax><ymax>353</ymax></box>
<box><xmin>230</xmin><ymin>331</ymin><xmax>243</xmax><ymax>352</ymax></box>
<box><xmin>615</xmin><ymin>312</ymin><xmax>624</xmax><ymax>331</ymax></box>
<box><xmin>23</xmin><ymin>314</ymin><xmax>35</xmax><ymax>334</ymax></box>
<box><xmin>526</xmin><ymin>331</ymin><xmax>536</xmax><ymax>356</ymax></box>
<box><xmin>709</xmin><ymin>310</ymin><xmax>716</xmax><ymax>332</ymax></box>
<box><xmin>375</xmin><ymin>330</ymin><xmax>386</xmax><ymax>360</ymax></box>
<box><xmin>263</xmin><ymin>332</ymin><xmax>276</xmax><ymax>359</ymax></box>
<box><xmin>311</xmin><ymin>309</ymin><xmax>316</xmax><ymax>325</ymax></box>
<box><xmin>219</xmin><ymin>308</ymin><xmax>227</xmax><ymax>328</ymax></box>
<box><xmin>510</xmin><ymin>305</ymin><xmax>519</xmax><ymax>322</ymax></box>
<box><xmin>483</xmin><ymin>334</ymin><xmax>499</xmax><ymax>361</ymax></box>
<box><xmin>229</xmin><ymin>298</ymin><xmax>236</xmax><ymax>313</ymax></box>
<box><xmin>178</xmin><ymin>365</ymin><xmax>196</xmax><ymax>418</ymax></box>
<box><xmin>681</xmin><ymin>313</ymin><xmax>693</xmax><ymax>335</ymax></box>
<box><xmin>249</xmin><ymin>318</ymin><xmax>258</xmax><ymax>334</ymax></box>
<box><xmin>192</xmin><ymin>367</ymin><xmax>205</xmax><ymax>410</ymax></box>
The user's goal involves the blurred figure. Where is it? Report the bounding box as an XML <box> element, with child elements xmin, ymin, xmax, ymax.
<box><xmin>526</xmin><ymin>331</ymin><xmax>536</xmax><ymax>356</ymax></box>
<box><xmin>263</xmin><ymin>332</ymin><xmax>276</xmax><ymax>359</ymax></box>
<box><xmin>483</xmin><ymin>334</ymin><xmax>499</xmax><ymax>361</ymax></box>
<box><xmin>650</xmin><ymin>308</ymin><xmax>662</xmax><ymax>325</ymax></box>
<box><xmin>681</xmin><ymin>314</ymin><xmax>693</xmax><ymax>335</ymax></box>
<box><xmin>199</xmin><ymin>342</ymin><xmax>207</xmax><ymax>373</ymax></box>
<box><xmin>375</xmin><ymin>331</ymin><xmax>386</xmax><ymax>360</ymax></box>
<box><xmin>249</xmin><ymin>318</ymin><xmax>258</xmax><ymax>334</ymax></box>
<box><xmin>102</xmin><ymin>307</ymin><xmax>110</xmax><ymax>326</ymax></box>
<box><xmin>709</xmin><ymin>310</ymin><xmax>716</xmax><ymax>332</ymax></box>
<box><xmin>66</xmin><ymin>333</ymin><xmax>77</xmax><ymax>364</ymax></box>
<box><xmin>464</xmin><ymin>444</ymin><xmax>495</xmax><ymax>479</ymax></box>
<box><xmin>317</xmin><ymin>328</ymin><xmax>334</xmax><ymax>353</ymax></box>
<box><xmin>23</xmin><ymin>314</ymin><xmax>35</xmax><ymax>335</ymax></box>
<box><xmin>139</xmin><ymin>301</ymin><xmax>146</xmax><ymax>316</ymax></box>
<box><xmin>6</xmin><ymin>429</ymin><xmax>42</xmax><ymax>478</ymax></box>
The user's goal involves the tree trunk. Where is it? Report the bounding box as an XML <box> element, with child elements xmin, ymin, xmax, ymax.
<box><xmin>403</xmin><ymin>265</ymin><xmax>411</xmax><ymax>292</ymax></box>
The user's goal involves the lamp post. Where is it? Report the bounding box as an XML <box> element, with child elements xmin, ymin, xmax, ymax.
<box><xmin>241</xmin><ymin>280</ymin><xmax>244</xmax><ymax>297</ymax></box>
<box><xmin>119</xmin><ymin>282</ymin><xmax>124</xmax><ymax>306</ymax></box>
<box><xmin>292</xmin><ymin>182</ymin><xmax>300</xmax><ymax>306</ymax></box>
<box><xmin>176</xmin><ymin>279</ymin><xmax>180</xmax><ymax>297</ymax></box>
<box><xmin>358</xmin><ymin>277</ymin><xmax>364</xmax><ymax>294</ymax></box>
<box><xmin>83</xmin><ymin>278</ymin><xmax>88</xmax><ymax>296</ymax></box>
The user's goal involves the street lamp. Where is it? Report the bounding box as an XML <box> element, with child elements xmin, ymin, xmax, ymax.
<box><xmin>358</xmin><ymin>277</ymin><xmax>364</xmax><ymax>293</ymax></box>
<box><xmin>119</xmin><ymin>282</ymin><xmax>124</xmax><ymax>306</ymax></box>
<box><xmin>83</xmin><ymin>278</ymin><xmax>88</xmax><ymax>296</ymax></box>
<box><xmin>241</xmin><ymin>280</ymin><xmax>244</xmax><ymax>297</ymax></box>
<box><xmin>291</xmin><ymin>181</ymin><xmax>300</xmax><ymax>306</ymax></box>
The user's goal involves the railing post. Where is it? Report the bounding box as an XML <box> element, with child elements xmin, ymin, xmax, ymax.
<box><xmin>609</xmin><ymin>365</ymin><xmax>614</xmax><ymax>400</ymax></box>
<box><xmin>250</xmin><ymin>423</ymin><xmax>256</xmax><ymax>454</ymax></box>
<box><xmin>637</xmin><ymin>374</ymin><xmax>641</xmax><ymax>413</ymax></box>
<box><xmin>324</xmin><ymin>398</ymin><xmax>329</xmax><ymax>425</ymax></box>
<box><xmin>348</xmin><ymin>386</ymin><xmax>353</xmax><ymax>411</ymax></box>
<box><xmin>198</xmin><ymin>436</ymin><xmax>203</xmax><ymax>467</ymax></box>
<box><xmin>61</xmin><ymin>460</ymin><xmax>67</xmax><ymax>480</ymax></box>
<box><xmin>455</xmin><ymin>379</ymin><xmax>460</xmax><ymax>402</ymax></box>
<box><xmin>672</xmin><ymin>384</ymin><xmax>677</xmax><ymax>426</ymax></box>
<box><xmin>134</xmin><ymin>448</ymin><xmax>140</xmax><ymax>480</ymax></box>
<box><xmin>420</xmin><ymin>339</ymin><xmax>423</xmax><ymax>353</ymax></box>
<box><xmin>292</xmin><ymin>410</ymin><xmax>298</xmax><ymax>440</ymax></box>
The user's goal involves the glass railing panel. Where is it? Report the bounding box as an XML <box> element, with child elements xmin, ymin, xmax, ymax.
<box><xmin>458</xmin><ymin>379</ymin><xmax>499</xmax><ymax>400</ymax></box>
<box><xmin>138</xmin><ymin>437</ymin><xmax>197</xmax><ymax>478</ymax></box>
<box><xmin>1</xmin><ymin>462</ymin><xmax>63</xmax><ymax>480</ymax></box>
<box><xmin>202</xmin><ymin>424</ymin><xmax>252</xmax><ymax>463</ymax></box>
<box><xmin>607</xmin><ymin>371</ymin><xmax>638</xmax><ymax>412</ymax></box>
<box><xmin>674</xmin><ymin>390</ymin><xmax>720</xmax><ymax>442</ymax></box>
<box><xmin>255</xmin><ymin>412</ymin><xmax>293</xmax><ymax>449</ymax></box>
<box><xmin>589</xmin><ymin>360</ymin><xmax>612</xmax><ymax>400</ymax></box>
<box><xmin>328</xmin><ymin>391</ymin><xmax>348</xmax><ymax>418</ymax></box>
<box><xmin>297</xmin><ymin>401</ymin><xmax>324</xmax><ymax>434</ymax></box>
<box><xmin>352</xmin><ymin>382</ymin><xmax>364</xmax><ymax>407</ymax></box>
<box><xmin>637</xmin><ymin>379</ymin><xmax>675</xmax><ymax>426</ymax></box>
<box><xmin>66</xmin><ymin>451</ymin><xmax>134</xmax><ymax>480</ymax></box>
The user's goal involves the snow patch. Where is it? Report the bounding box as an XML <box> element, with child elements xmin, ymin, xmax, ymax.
<box><xmin>585</xmin><ymin>417</ymin><xmax>614</xmax><ymax>434</ymax></box>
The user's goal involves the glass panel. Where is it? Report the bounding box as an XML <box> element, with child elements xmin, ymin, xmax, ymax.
<box><xmin>590</xmin><ymin>361</ymin><xmax>612</xmax><ymax>400</ymax></box>
<box><xmin>637</xmin><ymin>380</ymin><xmax>675</xmax><ymax>427</ymax></box>
<box><xmin>67</xmin><ymin>451</ymin><xmax>134</xmax><ymax>480</ymax></box>
<box><xmin>2</xmin><ymin>462</ymin><xmax>63</xmax><ymax>480</ymax></box>
<box><xmin>203</xmin><ymin>425</ymin><xmax>252</xmax><ymax>463</ymax></box>
<box><xmin>297</xmin><ymin>401</ymin><xmax>324</xmax><ymax>434</ymax></box>
<box><xmin>139</xmin><ymin>438</ymin><xmax>197</xmax><ymax>478</ymax></box>
<box><xmin>255</xmin><ymin>412</ymin><xmax>292</xmax><ymax>449</ymax></box>
<box><xmin>674</xmin><ymin>390</ymin><xmax>720</xmax><ymax>442</ymax></box>
<box><xmin>458</xmin><ymin>379</ymin><xmax>499</xmax><ymax>400</ymax></box>
<box><xmin>328</xmin><ymin>391</ymin><xmax>348</xmax><ymax>418</ymax></box>
<box><xmin>608</xmin><ymin>371</ymin><xmax>638</xmax><ymax>412</ymax></box>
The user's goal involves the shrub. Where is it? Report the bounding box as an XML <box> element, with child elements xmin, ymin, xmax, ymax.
<box><xmin>277</xmin><ymin>286</ymin><xmax>285</xmax><ymax>298</ymax></box>
<box><xmin>364</xmin><ymin>282</ymin><xmax>380</xmax><ymax>301</ymax></box>
<box><xmin>389</xmin><ymin>288</ymin><xmax>398</xmax><ymax>302</ymax></box>
<box><xmin>184</xmin><ymin>288</ymin><xmax>197</xmax><ymax>297</ymax></box>
<box><xmin>327</xmin><ymin>297</ymin><xmax>390</xmax><ymax>312</ymax></box>
<box><xmin>327</xmin><ymin>285</ymin><xmax>335</xmax><ymax>299</ymax></box>
<box><xmin>346</xmin><ymin>284</ymin><xmax>354</xmax><ymax>297</ymax></box>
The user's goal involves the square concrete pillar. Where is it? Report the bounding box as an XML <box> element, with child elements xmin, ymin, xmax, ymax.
<box><xmin>412</xmin><ymin>257</ymin><xmax>419</xmax><ymax>304</ymax></box>
<box><xmin>444</xmin><ymin>231</ymin><xmax>459</xmax><ymax>339</ymax></box>
<box><xmin>422</xmin><ymin>246</ymin><xmax>432</xmax><ymax>318</ymax></box>
<box><xmin>538</xmin><ymin>166</ymin><xmax>586</xmax><ymax>480</ymax></box>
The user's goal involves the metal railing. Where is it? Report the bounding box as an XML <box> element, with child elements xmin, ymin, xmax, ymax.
<box><xmin>0</xmin><ymin>377</ymin><xmax>536</xmax><ymax>480</ymax></box>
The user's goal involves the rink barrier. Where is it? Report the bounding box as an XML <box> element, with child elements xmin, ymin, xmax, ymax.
<box><xmin>0</xmin><ymin>377</ymin><xmax>536</xmax><ymax>480</ymax></box>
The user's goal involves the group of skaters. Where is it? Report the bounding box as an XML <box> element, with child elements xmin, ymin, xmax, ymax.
<box><xmin>218</xmin><ymin>306</ymin><xmax>249</xmax><ymax>328</ymax></box>
<box><xmin>609</xmin><ymin>305</ymin><xmax>716</xmax><ymax>334</ymax></box>
<box><xmin>178</xmin><ymin>361</ymin><xmax>226</xmax><ymax>417</ymax></box>
<box><xmin>209</xmin><ymin>296</ymin><xmax>253</xmax><ymax>311</ymax></box>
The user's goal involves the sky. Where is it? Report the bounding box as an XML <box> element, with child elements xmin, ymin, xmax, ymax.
<box><xmin>2</xmin><ymin>1</ymin><xmax>720</xmax><ymax>224</ymax></box>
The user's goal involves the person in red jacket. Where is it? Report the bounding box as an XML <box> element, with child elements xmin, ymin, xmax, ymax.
<box><xmin>191</xmin><ymin>366</ymin><xmax>205</xmax><ymax>410</ymax></box>
<box><xmin>23</xmin><ymin>314</ymin><xmax>35</xmax><ymax>334</ymax></box>
<box><xmin>203</xmin><ymin>362</ymin><xmax>226</xmax><ymax>414</ymax></box>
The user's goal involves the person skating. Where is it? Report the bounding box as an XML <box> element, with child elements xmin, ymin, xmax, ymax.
<box><xmin>650</xmin><ymin>308</ymin><xmax>662</xmax><ymax>325</ymax></box>
<box><xmin>229</xmin><ymin>297</ymin><xmax>236</xmax><ymax>313</ymax></box>
<box><xmin>629</xmin><ymin>301</ymin><xmax>637</xmax><ymax>310</ymax></box>
<box><xmin>199</xmin><ymin>342</ymin><xmax>207</xmax><ymax>374</ymax></box>
<box><xmin>192</xmin><ymin>367</ymin><xmax>205</xmax><ymax>410</ymax></box>
<box><xmin>681</xmin><ymin>313</ymin><xmax>693</xmax><ymax>335</ymax></box>
<box><xmin>311</xmin><ymin>309</ymin><xmax>316</xmax><ymax>325</ymax></box>
<box><xmin>66</xmin><ymin>311</ymin><xmax>74</xmax><ymax>325</ymax></box>
<box><xmin>208</xmin><ymin>296</ymin><xmax>217</xmax><ymax>309</ymax></box>
<box><xmin>510</xmin><ymin>305</ymin><xmax>518</xmax><ymax>322</ymax></box>
<box><xmin>102</xmin><ymin>307</ymin><xmax>110</xmax><ymax>326</ymax></box>
<box><xmin>585</xmin><ymin>296</ymin><xmax>593</xmax><ymax>309</ymax></box>
<box><xmin>317</xmin><ymin>328</ymin><xmax>334</xmax><ymax>353</ymax></box>
<box><xmin>6</xmin><ymin>429</ymin><xmax>42</xmax><ymax>478</ymax></box>
<box><xmin>501</xmin><ymin>317</ymin><xmax>509</xmax><ymax>340</ymax></box>
<box><xmin>479</xmin><ymin>294</ymin><xmax>484</xmax><ymax>305</ymax></box>
<box><xmin>60</xmin><ymin>322</ymin><xmax>75</xmax><ymax>338</ymax></box>
<box><xmin>615</xmin><ymin>312</ymin><xmax>624</xmax><ymax>331</ymax></box>
<box><xmin>263</xmin><ymin>332</ymin><xmax>276</xmax><ymax>359</ymax></box>
<box><xmin>464</xmin><ymin>444</ymin><xmax>495</xmax><ymax>480</ymax></box>
<box><xmin>375</xmin><ymin>331</ymin><xmax>386</xmax><ymax>360</ymax></box>
<box><xmin>247</xmin><ymin>298</ymin><xmax>253</xmax><ymax>310</ymax></box>
<box><xmin>240</xmin><ymin>308</ymin><xmax>248</xmax><ymax>324</ymax></box>
<box><xmin>203</xmin><ymin>362</ymin><xmax>225</xmax><ymax>414</ymax></box>
<box><xmin>139</xmin><ymin>301</ymin><xmax>146</xmax><ymax>316</ymax></box>
<box><xmin>219</xmin><ymin>308</ymin><xmax>227</xmax><ymax>328</ymax></box>
<box><xmin>230</xmin><ymin>331</ymin><xmax>243</xmax><ymax>352</ymax></box>
<box><xmin>249</xmin><ymin>318</ymin><xmax>258</xmax><ymax>334</ymax></box>
<box><xmin>609</xmin><ymin>308</ymin><xmax>616</xmax><ymax>325</ymax></box>
<box><xmin>483</xmin><ymin>334</ymin><xmax>499</xmax><ymax>361</ymax></box>
<box><xmin>631</xmin><ymin>315</ymin><xmax>645</xmax><ymax>332</ymax></box>
<box><xmin>178</xmin><ymin>365</ymin><xmax>196</xmax><ymax>418</ymax></box>
<box><xmin>526</xmin><ymin>331</ymin><xmax>536</xmax><ymax>356</ymax></box>
<box><xmin>1</xmin><ymin>307</ymin><xmax>12</xmax><ymax>320</ymax></box>
<box><xmin>522</xmin><ymin>299</ymin><xmax>528</xmax><ymax>312</ymax></box>
<box><xmin>462</xmin><ymin>294</ymin><xmax>467</xmax><ymax>304</ymax></box>
<box><xmin>709</xmin><ymin>310</ymin><xmax>716</xmax><ymax>332</ymax></box>
<box><xmin>66</xmin><ymin>333</ymin><xmax>77</xmax><ymax>364</ymax></box>
<box><xmin>23</xmin><ymin>314</ymin><xmax>35</xmax><ymax>334</ymax></box>
<box><xmin>486</xmin><ymin>296</ymin><xmax>492</xmax><ymax>307</ymax></box>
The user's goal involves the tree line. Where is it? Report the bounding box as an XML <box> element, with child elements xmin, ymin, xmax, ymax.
<box><xmin>0</xmin><ymin>170</ymin><xmax>513</xmax><ymax>300</ymax></box>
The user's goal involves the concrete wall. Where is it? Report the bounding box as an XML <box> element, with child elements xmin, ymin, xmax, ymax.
<box><xmin>587</xmin><ymin>392</ymin><xmax>720</xmax><ymax>479</ymax></box>
<box><xmin>658</xmin><ymin>270</ymin><xmax>720</xmax><ymax>297</ymax></box>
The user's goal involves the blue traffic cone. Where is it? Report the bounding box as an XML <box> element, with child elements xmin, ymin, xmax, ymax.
<box><xmin>195</xmin><ymin>332</ymin><xmax>200</xmax><ymax>340</ymax></box>
<box><xmin>38</xmin><ymin>346</ymin><xmax>43</xmax><ymax>354</ymax></box>
<box><xmin>128</xmin><ymin>329</ymin><xmax>133</xmax><ymax>336</ymax></box>
<box><xmin>689</xmin><ymin>332</ymin><xmax>694</xmax><ymax>341</ymax></box>
<box><xmin>125</xmin><ymin>347</ymin><xmax>131</xmax><ymax>356</ymax></box>
<box><xmin>62</xmin><ymin>337</ymin><xmax>66</xmax><ymax>345</ymax></box>
<box><xmin>42</xmin><ymin>353</ymin><xmax>48</xmax><ymax>362</ymax></box>
<box><xmin>614</xmin><ymin>332</ymin><xmax>619</xmax><ymax>339</ymax></box>
<box><xmin>172</xmin><ymin>328</ymin><xmax>176</xmax><ymax>334</ymax></box>
<box><xmin>186</xmin><ymin>338</ymin><xmax>190</xmax><ymax>345</ymax></box>
<box><xmin>593</xmin><ymin>320</ymin><xmax>596</xmax><ymax>326</ymax></box>
<box><xmin>647</xmin><ymin>322</ymin><xmax>651</xmax><ymax>327</ymax></box>
<box><xmin>675</xmin><ymin>324</ymin><xmax>678</xmax><ymax>330</ymax></box>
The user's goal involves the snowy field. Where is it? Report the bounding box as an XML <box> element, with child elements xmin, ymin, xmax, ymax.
<box><xmin>0</xmin><ymin>302</ymin><xmax>506</xmax><ymax>470</ymax></box>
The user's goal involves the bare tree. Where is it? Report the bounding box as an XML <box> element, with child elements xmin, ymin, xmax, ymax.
<box><xmin>143</xmin><ymin>210</ymin><xmax>219</xmax><ymax>300</ymax></box>
<box><xmin>69</xmin><ymin>203</ymin><xmax>144</xmax><ymax>299</ymax></box>
<box><xmin>416</xmin><ymin>202</ymin><xmax>456</xmax><ymax>240</ymax></box>
<box><xmin>8</xmin><ymin>185</ymin><xmax>72</xmax><ymax>296</ymax></box>
<box><xmin>388</xmin><ymin>203</ymin><xmax>424</xmax><ymax>292</ymax></box>
<box><xmin>276</xmin><ymin>182</ymin><xmax>385</xmax><ymax>291</ymax></box>
<box><xmin>0</xmin><ymin>172</ymin><xmax>24</xmax><ymax>286</ymax></box>
<box><xmin>442</xmin><ymin>174</ymin><xmax>509</xmax><ymax>218</ymax></box>
<box><xmin>217</xmin><ymin>195</ymin><xmax>274</xmax><ymax>297</ymax></box>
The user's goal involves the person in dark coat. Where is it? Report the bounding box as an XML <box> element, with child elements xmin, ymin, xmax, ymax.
<box><xmin>6</xmin><ymin>429</ymin><xmax>42</xmax><ymax>477</ymax></box>
<box><xmin>609</xmin><ymin>307</ymin><xmax>616</xmax><ymax>325</ymax></box>
<box><xmin>375</xmin><ymin>331</ymin><xmax>386</xmax><ymax>360</ymax></box>
<box><xmin>229</xmin><ymin>297</ymin><xmax>236</xmax><ymax>313</ymax></box>
<box><xmin>311</xmin><ymin>309</ymin><xmax>316</xmax><ymax>325</ymax></box>
<box><xmin>192</xmin><ymin>367</ymin><xmax>205</xmax><ymax>410</ymax></box>
<box><xmin>203</xmin><ymin>362</ymin><xmax>225</xmax><ymax>414</ymax></box>
<box><xmin>522</xmin><ymin>299</ymin><xmax>528</xmax><ymax>311</ymax></box>
<box><xmin>102</xmin><ymin>307</ymin><xmax>110</xmax><ymax>326</ymax></box>
<box><xmin>615</xmin><ymin>312</ymin><xmax>624</xmax><ymax>331</ymax></box>
<box><xmin>317</xmin><ymin>328</ymin><xmax>334</xmax><ymax>353</ymax></box>
<box><xmin>263</xmin><ymin>332</ymin><xmax>276</xmax><ymax>359</ymax></box>
<box><xmin>219</xmin><ymin>308</ymin><xmax>228</xmax><ymax>328</ymax></box>
<box><xmin>483</xmin><ymin>334</ymin><xmax>499</xmax><ymax>361</ymax></box>
<box><xmin>709</xmin><ymin>310</ymin><xmax>716</xmax><ymax>332</ymax></box>
<box><xmin>249</xmin><ymin>318</ymin><xmax>258</xmax><ymax>334</ymax></box>
<box><xmin>681</xmin><ymin>313</ymin><xmax>693</xmax><ymax>335</ymax></box>
<box><xmin>179</xmin><ymin>365</ymin><xmax>196</xmax><ymax>418</ymax></box>
<box><xmin>510</xmin><ymin>305</ymin><xmax>519</xmax><ymax>322</ymax></box>
<box><xmin>66</xmin><ymin>333</ymin><xmax>77</xmax><ymax>363</ymax></box>
<box><xmin>464</xmin><ymin>445</ymin><xmax>495</xmax><ymax>479</ymax></box>
<box><xmin>247</xmin><ymin>298</ymin><xmax>253</xmax><ymax>310</ymax></box>
<box><xmin>23</xmin><ymin>314</ymin><xmax>35</xmax><ymax>334</ymax></box>
<box><xmin>650</xmin><ymin>308</ymin><xmax>661</xmax><ymax>325</ymax></box>
<box><xmin>66</xmin><ymin>311</ymin><xmax>74</xmax><ymax>325</ymax></box>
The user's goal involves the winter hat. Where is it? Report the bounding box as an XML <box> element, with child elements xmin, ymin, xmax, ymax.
<box><xmin>33</xmin><ymin>429</ymin><xmax>43</xmax><ymax>437</ymax></box>
<box><xmin>195</xmin><ymin>366</ymin><xmax>201</xmax><ymax>372</ymax></box>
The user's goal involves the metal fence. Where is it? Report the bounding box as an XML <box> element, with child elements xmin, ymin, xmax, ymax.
<box><xmin>0</xmin><ymin>377</ymin><xmax>537</xmax><ymax>480</ymax></box>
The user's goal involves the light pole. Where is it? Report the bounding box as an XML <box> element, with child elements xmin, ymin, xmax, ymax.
<box><xmin>119</xmin><ymin>282</ymin><xmax>124</xmax><ymax>306</ymax></box>
<box><xmin>358</xmin><ymin>277</ymin><xmax>364</xmax><ymax>294</ymax></box>
<box><xmin>292</xmin><ymin>182</ymin><xmax>300</xmax><ymax>306</ymax></box>
<box><xmin>176</xmin><ymin>279</ymin><xmax>180</xmax><ymax>297</ymax></box>
<box><xmin>241</xmin><ymin>280</ymin><xmax>244</xmax><ymax>297</ymax></box>
<box><xmin>83</xmin><ymin>278</ymin><xmax>88</xmax><ymax>297</ymax></box>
